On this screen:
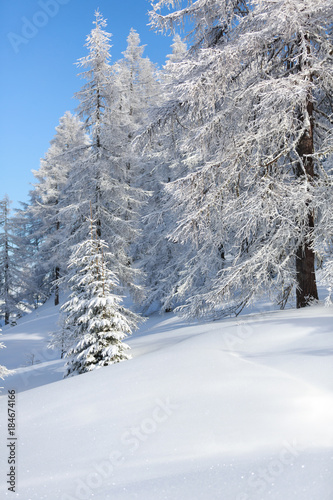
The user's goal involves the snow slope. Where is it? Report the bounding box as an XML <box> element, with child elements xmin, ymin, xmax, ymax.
<box><xmin>0</xmin><ymin>300</ymin><xmax>333</xmax><ymax>499</ymax></box>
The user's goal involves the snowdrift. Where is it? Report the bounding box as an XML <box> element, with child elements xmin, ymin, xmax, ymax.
<box><xmin>0</xmin><ymin>300</ymin><xmax>333</xmax><ymax>499</ymax></box>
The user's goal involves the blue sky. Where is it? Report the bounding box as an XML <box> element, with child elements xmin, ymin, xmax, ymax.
<box><xmin>0</xmin><ymin>0</ymin><xmax>175</xmax><ymax>209</ymax></box>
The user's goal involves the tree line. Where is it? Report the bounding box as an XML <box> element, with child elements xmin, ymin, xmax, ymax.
<box><xmin>1</xmin><ymin>1</ymin><xmax>332</xmax><ymax>376</ymax></box>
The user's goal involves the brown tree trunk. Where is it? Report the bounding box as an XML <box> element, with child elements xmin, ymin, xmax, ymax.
<box><xmin>295</xmin><ymin>97</ymin><xmax>318</xmax><ymax>308</ymax></box>
<box><xmin>54</xmin><ymin>266</ymin><xmax>60</xmax><ymax>306</ymax></box>
<box><xmin>295</xmin><ymin>218</ymin><xmax>318</xmax><ymax>308</ymax></box>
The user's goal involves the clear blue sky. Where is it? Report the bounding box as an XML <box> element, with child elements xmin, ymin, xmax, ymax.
<box><xmin>0</xmin><ymin>0</ymin><xmax>175</xmax><ymax>209</ymax></box>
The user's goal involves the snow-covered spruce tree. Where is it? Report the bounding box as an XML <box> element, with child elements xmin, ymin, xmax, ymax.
<box><xmin>135</xmin><ymin>34</ymin><xmax>196</xmax><ymax>313</ymax></box>
<box><xmin>0</xmin><ymin>195</ymin><xmax>23</xmax><ymax>325</ymax></box>
<box><xmin>149</xmin><ymin>0</ymin><xmax>333</xmax><ymax>317</ymax></box>
<box><xmin>62</xmin><ymin>216</ymin><xmax>141</xmax><ymax>377</ymax></box>
<box><xmin>63</xmin><ymin>11</ymin><xmax>144</xmax><ymax>298</ymax></box>
<box><xmin>107</xmin><ymin>28</ymin><xmax>160</xmax><ymax>266</ymax></box>
<box><xmin>32</xmin><ymin>112</ymin><xmax>90</xmax><ymax>305</ymax></box>
<box><xmin>115</xmin><ymin>28</ymin><xmax>160</xmax><ymax>138</ymax></box>
<box><xmin>13</xmin><ymin>192</ymin><xmax>53</xmax><ymax>308</ymax></box>
<box><xmin>113</xmin><ymin>27</ymin><xmax>160</xmax><ymax>203</ymax></box>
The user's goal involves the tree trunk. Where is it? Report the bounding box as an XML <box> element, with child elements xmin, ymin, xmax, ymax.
<box><xmin>295</xmin><ymin>97</ymin><xmax>318</xmax><ymax>308</ymax></box>
<box><xmin>295</xmin><ymin>217</ymin><xmax>318</xmax><ymax>308</ymax></box>
<box><xmin>54</xmin><ymin>217</ymin><xmax>60</xmax><ymax>306</ymax></box>
<box><xmin>54</xmin><ymin>266</ymin><xmax>60</xmax><ymax>306</ymax></box>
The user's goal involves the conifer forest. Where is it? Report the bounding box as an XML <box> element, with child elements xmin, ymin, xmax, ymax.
<box><xmin>1</xmin><ymin>0</ymin><xmax>332</xmax><ymax>377</ymax></box>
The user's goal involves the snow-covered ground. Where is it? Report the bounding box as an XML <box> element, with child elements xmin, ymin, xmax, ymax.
<box><xmin>0</xmin><ymin>298</ymin><xmax>333</xmax><ymax>499</ymax></box>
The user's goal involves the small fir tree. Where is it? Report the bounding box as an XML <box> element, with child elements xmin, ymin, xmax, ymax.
<box><xmin>0</xmin><ymin>331</ymin><xmax>10</xmax><ymax>382</ymax></box>
<box><xmin>48</xmin><ymin>315</ymin><xmax>72</xmax><ymax>359</ymax></box>
<box><xmin>62</xmin><ymin>216</ymin><xmax>141</xmax><ymax>377</ymax></box>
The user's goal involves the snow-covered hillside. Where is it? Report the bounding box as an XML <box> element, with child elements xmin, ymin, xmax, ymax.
<box><xmin>0</xmin><ymin>300</ymin><xmax>333</xmax><ymax>499</ymax></box>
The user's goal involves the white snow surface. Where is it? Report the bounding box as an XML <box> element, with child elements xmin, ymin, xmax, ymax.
<box><xmin>0</xmin><ymin>298</ymin><xmax>333</xmax><ymax>499</ymax></box>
